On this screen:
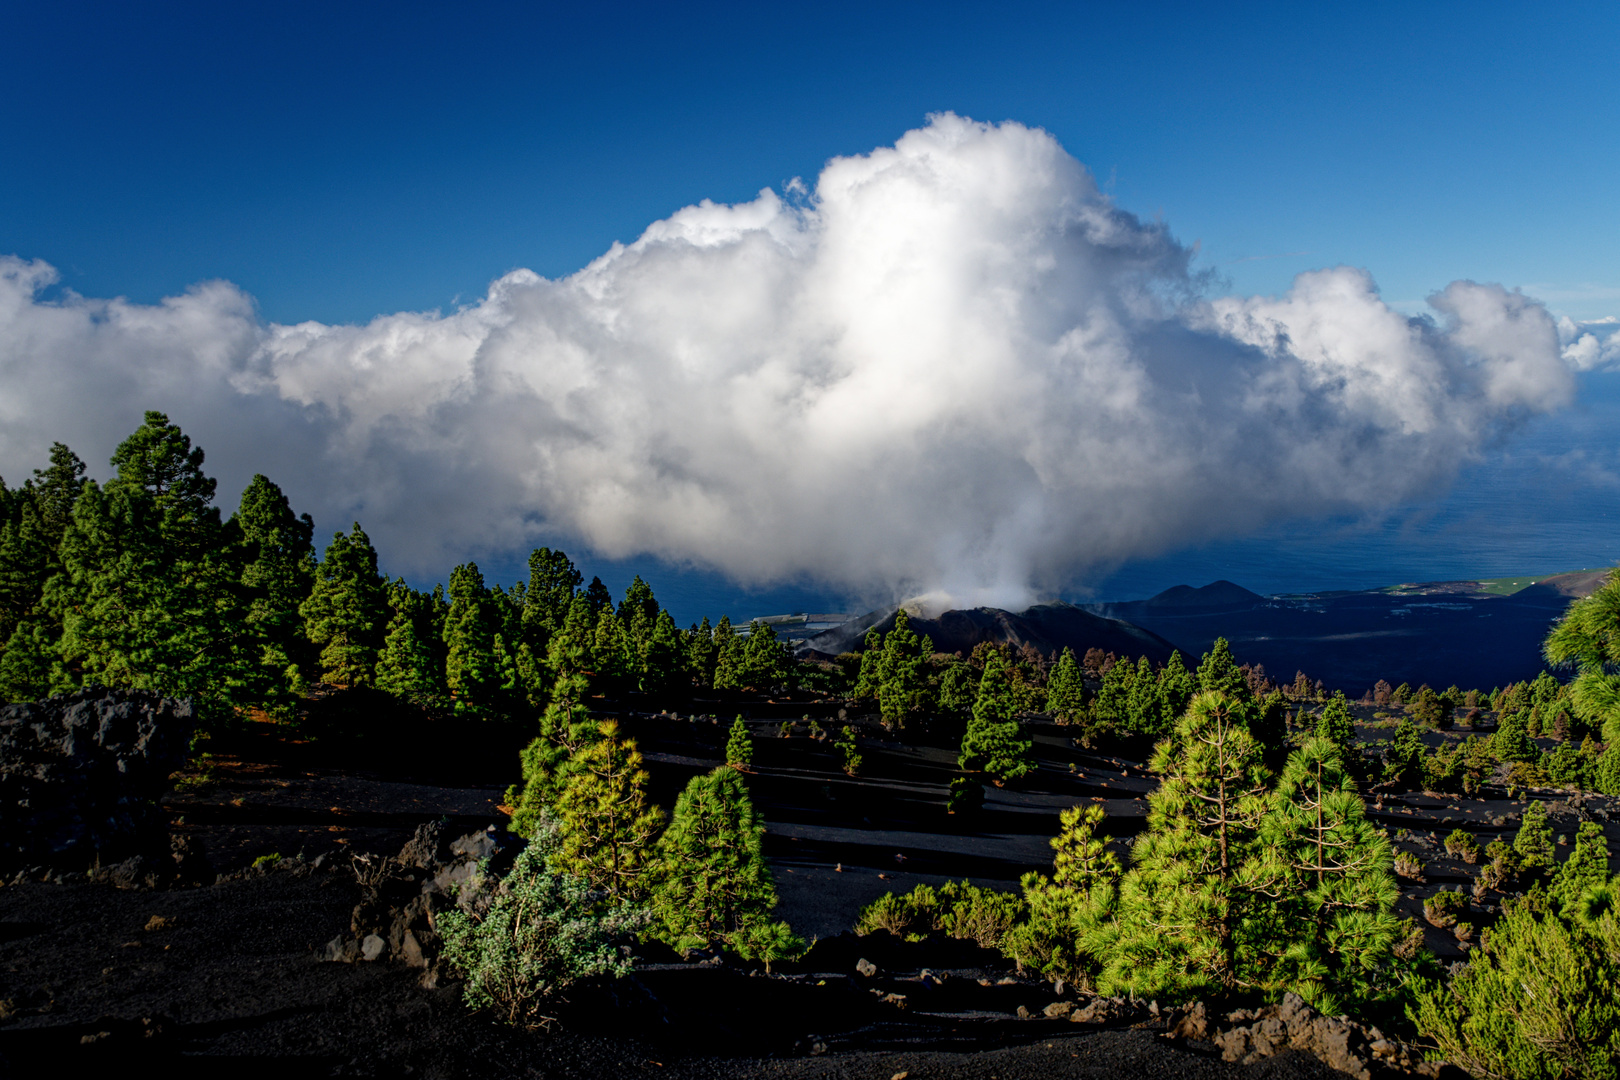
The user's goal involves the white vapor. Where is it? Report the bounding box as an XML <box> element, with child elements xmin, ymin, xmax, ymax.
<box><xmin>0</xmin><ymin>115</ymin><xmax>1581</xmax><ymax>607</ymax></box>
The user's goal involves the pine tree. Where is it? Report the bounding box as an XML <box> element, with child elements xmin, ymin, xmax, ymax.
<box><xmin>958</xmin><ymin>650</ymin><xmax>1034</xmax><ymax>784</ymax></box>
<box><xmin>617</xmin><ymin>575</ymin><xmax>659</xmax><ymax>655</ymax></box>
<box><xmin>1009</xmin><ymin>803</ymin><xmax>1121</xmax><ymax>980</ymax></box>
<box><xmin>1493</xmin><ymin>709</ymin><xmax>1537</xmax><ymax>764</ymax></box>
<box><xmin>443</xmin><ymin>562</ymin><xmax>507</xmax><ymax>715</ymax></box>
<box><xmin>1098</xmin><ymin>691</ymin><xmax>1270</xmax><ymax>998</ymax></box>
<box><xmin>552</xmin><ymin>719</ymin><xmax>665</xmax><ymax>899</ymax></box>
<box><xmin>0</xmin><ymin>619</ymin><xmax>71</xmax><ymax>702</ymax></box>
<box><xmin>640</xmin><ymin>610</ymin><xmax>685</xmax><ymax>692</ymax></box>
<box><xmin>739</xmin><ymin>620</ymin><xmax>791</xmax><ymax>689</ymax></box>
<box><xmin>1045</xmin><ymin>647</ymin><xmax>1087</xmax><ymax>724</ymax></box>
<box><xmin>591</xmin><ymin>605</ymin><xmax>636</xmax><ymax>683</ymax></box>
<box><xmin>875</xmin><ymin>610</ymin><xmax>932</xmax><ymax>727</ymax></box>
<box><xmin>1315</xmin><ymin>692</ymin><xmax>1357</xmax><ymax>757</ymax></box>
<box><xmin>726</xmin><ymin>715</ymin><xmax>753</xmax><ymax>770</ymax></box>
<box><xmin>1248</xmin><ymin>737</ymin><xmax>1400</xmax><ymax>1012</ymax></box>
<box><xmin>46</xmin><ymin>470</ymin><xmax>253</xmax><ymax>714</ymax></box>
<box><xmin>685</xmin><ymin>616</ymin><xmax>717</xmax><ymax>686</ymax></box>
<box><xmin>232</xmin><ymin>474</ymin><xmax>317</xmax><ymax>700</ymax></box>
<box><xmin>1090</xmin><ymin>653</ymin><xmax>1134</xmax><ymax>734</ymax></box>
<box><xmin>375</xmin><ymin>593</ymin><xmax>446</xmax><ymax>706</ymax></box>
<box><xmin>1514</xmin><ymin>800</ymin><xmax>1555</xmax><ymax>871</ymax></box>
<box><xmin>853</xmin><ymin>628</ymin><xmax>882</xmax><ymax>699</ymax></box>
<box><xmin>1545</xmin><ymin>572</ymin><xmax>1620</xmax><ymax>742</ymax></box>
<box><xmin>582</xmin><ymin>576</ymin><xmax>614</xmax><ymax>618</ymax></box>
<box><xmin>1125</xmin><ymin>656</ymin><xmax>1161</xmax><ymax>735</ymax></box>
<box><xmin>1382</xmin><ymin>719</ymin><xmax>1427</xmax><ymax>786</ymax></box>
<box><xmin>651</xmin><ymin>767</ymin><xmax>798</xmax><ymax>961</ymax></box>
<box><xmin>937</xmin><ymin>659</ymin><xmax>976</xmax><ymax>717</ymax></box>
<box><xmin>300</xmin><ymin>523</ymin><xmax>388</xmax><ymax>688</ymax></box>
<box><xmin>0</xmin><ymin>496</ymin><xmax>54</xmax><ymax>646</ymax></box>
<box><xmin>546</xmin><ymin>594</ymin><xmax>596</xmax><ymax>679</ymax></box>
<box><xmin>520</xmin><ymin>547</ymin><xmax>581</xmax><ymax>653</ymax></box>
<box><xmin>1155</xmin><ymin>651</ymin><xmax>1196</xmax><ymax>729</ymax></box>
<box><xmin>508</xmin><ymin>671</ymin><xmax>602</xmax><ymax>836</ymax></box>
<box><xmin>28</xmin><ymin>441</ymin><xmax>87</xmax><ymax>545</ymax></box>
<box><xmin>1197</xmin><ymin>638</ymin><xmax>1252</xmax><ymax>702</ymax></box>
<box><xmin>1550</xmin><ymin>821</ymin><xmax>1611</xmax><ymax>914</ymax></box>
<box><xmin>710</xmin><ymin>616</ymin><xmax>742</xmax><ymax>689</ymax></box>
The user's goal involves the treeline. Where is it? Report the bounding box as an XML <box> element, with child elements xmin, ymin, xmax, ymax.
<box><xmin>0</xmin><ymin>412</ymin><xmax>803</xmax><ymax>722</ymax></box>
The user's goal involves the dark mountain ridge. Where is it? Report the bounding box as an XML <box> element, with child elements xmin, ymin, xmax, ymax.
<box><xmin>798</xmin><ymin>601</ymin><xmax>1176</xmax><ymax>663</ymax></box>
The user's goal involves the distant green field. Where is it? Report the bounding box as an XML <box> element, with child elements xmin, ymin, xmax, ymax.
<box><xmin>1473</xmin><ymin>570</ymin><xmax>1601</xmax><ymax>596</ymax></box>
<box><xmin>1375</xmin><ymin>569</ymin><xmax>1605</xmax><ymax>597</ymax></box>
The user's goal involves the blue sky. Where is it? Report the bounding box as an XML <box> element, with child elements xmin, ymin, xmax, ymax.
<box><xmin>3</xmin><ymin>1</ymin><xmax>1617</xmax><ymax>620</ymax></box>
<box><xmin>7</xmin><ymin>1</ymin><xmax>1616</xmax><ymax>324</ymax></box>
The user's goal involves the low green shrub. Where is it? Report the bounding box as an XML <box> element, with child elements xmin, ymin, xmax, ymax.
<box><xmin>1423</xmin><ymin>889</ymin><xmax>1468</xmax><ymax>929</ymax></box>
<box><xmin>1412</xmin><ymin>890</ymin><xmax>1620</xmax><ymax>1080</ymax></box>
<box><xmin>855</xmin><ymin>879</ymin><xmax>1025</xmax><ymax>950</ymax></box>
<box><xmin>437</xmin><ymin>841</ymin><xmax>649</xmax><ymax>1029</ymax></box>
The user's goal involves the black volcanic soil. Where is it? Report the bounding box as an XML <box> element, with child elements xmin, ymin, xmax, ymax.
<box><xmin>5</xmin><ymin>689</ymin><xmax>1609</xmax><ymax>1076</ymax></box>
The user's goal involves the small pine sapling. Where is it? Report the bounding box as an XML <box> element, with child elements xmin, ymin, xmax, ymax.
<box><xmin>725</xmin><ymin>715</ymin><xmax>753</xmax><ymax>771</ymax></box>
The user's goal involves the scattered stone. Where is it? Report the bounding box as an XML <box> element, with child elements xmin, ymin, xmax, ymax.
<box><xmin>1177</xmin><ymin>991</ymin><xmax>1448</xmax><ymax>1079</ymax></box>
<box><xmin>361</xmin><ymin>933</ymin><xmax>386</xmax><ymax>961</ymax></box>
<box><xmin>1016</xmin><ymin>1005</ymin><xmax>1031</xmax><ymax>1019</ymax></box>
<box><xmin>143</xmin><ymin>915</ymin><xmax>173</xmax><ymax>932</ymax></box>
<box><xmin>882</xmin><ymin>993</ymin><xmax>908</xmax><ymax>1009</ymax></box>
<box><xmin>855</xmin><ymin>957</ymin><xmax>878</xmax><ymax>978</ymax></box>
<box><xmin>1044</xmin><ymin>1000</ymin><xmax>1076</xmax><ymax>1019</ymax></box>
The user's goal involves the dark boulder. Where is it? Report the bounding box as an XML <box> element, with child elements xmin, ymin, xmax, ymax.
<box><xmin>0</xmin><ymin>689</ymin><xmax>194</xmax><ymax>876</ymax></box>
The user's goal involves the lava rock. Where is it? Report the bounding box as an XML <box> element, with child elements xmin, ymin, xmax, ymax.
<box><xmin>0</xmin><ymin>689</ymin><xmax>194</xmax><ymax>875</ymax></box>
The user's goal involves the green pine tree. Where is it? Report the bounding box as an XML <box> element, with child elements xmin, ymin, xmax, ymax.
<box><xmin>552</xmin><ymin>719</ymin><xmax>665</xmax><ymax>899</ymax></box>
<box><xmin>591</xmin><ymin>605</ymin><xmax>636</xmax><ymax>683</ymax></box>
<box><xmin>27</xmin><ymin>441</ymin><xmax>87</xmax><ymax>545</ymax></box>
<box><xmin>1096</xmin><ymin>691</ymin><xmax>1270</xmax><ymax>998</ymax></box>
<box><xmin>640</xmin><ymin>610</ymin><xmax>686</xmax><ymax>692</ymax></box>
<box><xmin>875</xmin><ymin>610</ymin><xmax>932</xmax><ymax>727</ymax></box>
<box><xmin>1125</xmin><ymin>656</ymin><xmax>1161</xmax><ymax>734</ymax></box>
<box><xmin>1382</xmin><ymin>719</ymin><xmax>1427</xmax><ymax>786</ymax></box>
<box><xmin>1550</xmin><ymin>821</ymin><xmax>1611</xmax><ymax>915</ymax></box>
<box><xmin>375</xmin><ymin>600</ymin><xmax>446</xmax><ymax>705</ymax></box>
<box><xmin>443</xmin><ymin>562</ymin><xmax>507</xmax><ymax>715</ymax></box>
<box><xmin>1514</xmin><ymin>800</ymin><xmax>1556</xmax><ymax>871</ymax></box>
<box><xmin>1197</xmin><ymin>638</ymin><xmax>1252</xmax><ymax>702</ymax></box>
<box><xmin>299</xmin><ymin>523</ymin><xmax>388</xmax><ymax>688</ymax></box>
<box><xmin>1008</xmin><ymin>803</ymin><xmax>1121</xmax><ymax>981</ymax></box>
<box><xmin>726</xmin><ymin>715</ymin><xmax>753</xmax><ymax>770</ymax></box>
<box><xmin>1545</xmin><ymin>569</ymin><xmax>1620</xmax><ymax>743</ymax></box>
<box><xmin>520</xmin><ymin>547</ymin><xmax>581</xmax><ymax>653</ymax></box>
<box><xmin>0</xmin><ymin>619</ymin><xmax>71</xmax><ymax>702</ymax></box>
<box><xmin>958</xmin><ymin>650</ymin><xmax>1034</xmax><ymax>784</ymax></box>
<box><xmin>738</xmin><ymin>620</ymin><xmax>791</xmax><ymax>689</ymax></box>
<box><xmin>853</xmin><ymin>628</ymin><xmax>882</xmax><ymax>699</ymax></box>
<box><xmin>1315</xmin><ymin>692</ymin><xmax>1357</xmax><ymax>758</ymax></box>
<box><xmin>685</xmin><ymin>616</ymin><xmax>717</xmax><ymax>686</ymax></box>
<box><xmin>1155</xmin><ymin>650</ymin><xmax>1196</xmax><ymax>730</ymax></box>
<box><xmin>508</xmin><ymin>670</ymin><xmax>603</xmax><ymax>836</ymax></box>
<box><xmin>937</xmin><ymin>659</ymin><xmax>976</xmax><ymax>717</ymax></box>
<box><xmin>1090</xmin><ymin>655</ymin><xmax>1134</xmax><ymax>734</ymax></box>
<box><xmin>650</xmin><ymin>767</ymin><xmax>799</xmax><ymax>962</ymax></box>
<box><xmin>1248</xmin><ymin>737</ymin><xmax>1400</xmax><ymax>1013</ymax></box>
<box><xmin>1044</xmin><ymin>647</ymin><xmax>1087</xmax><ymax>724</ymax></box>
<box><xmin>231</xmin><ymin>474</ymin><xmax>317</xmax><ymax>701</ymax></box>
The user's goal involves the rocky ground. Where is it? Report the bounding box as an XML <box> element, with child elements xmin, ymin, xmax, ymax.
<box><xmin>3</xmin><ymin>688</ymin><xmax>1607</xmax><ymax>1077</ymax></box>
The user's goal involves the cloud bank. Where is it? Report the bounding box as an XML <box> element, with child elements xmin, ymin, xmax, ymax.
<box><xmin>0</xmin><ymin>114</ymin><xmax>1582</xmax><ymax>607</ymax></box>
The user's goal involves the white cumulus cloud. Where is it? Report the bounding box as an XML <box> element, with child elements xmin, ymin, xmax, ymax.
<box><xmin>0</xmin><ymin>114</ymin><xmax>1581</xmax><ymax>607</ymax></box>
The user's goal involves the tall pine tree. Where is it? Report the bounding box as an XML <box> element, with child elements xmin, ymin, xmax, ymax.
<box><xmin>300</xmin><ymin>523</ymin><xmax>388</xmax><ymax>688</ymax></box>
<box><xmin>959</xmin><ymin>650</ymin><xmax>1034</xmax><ymax>784</ymax></box>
